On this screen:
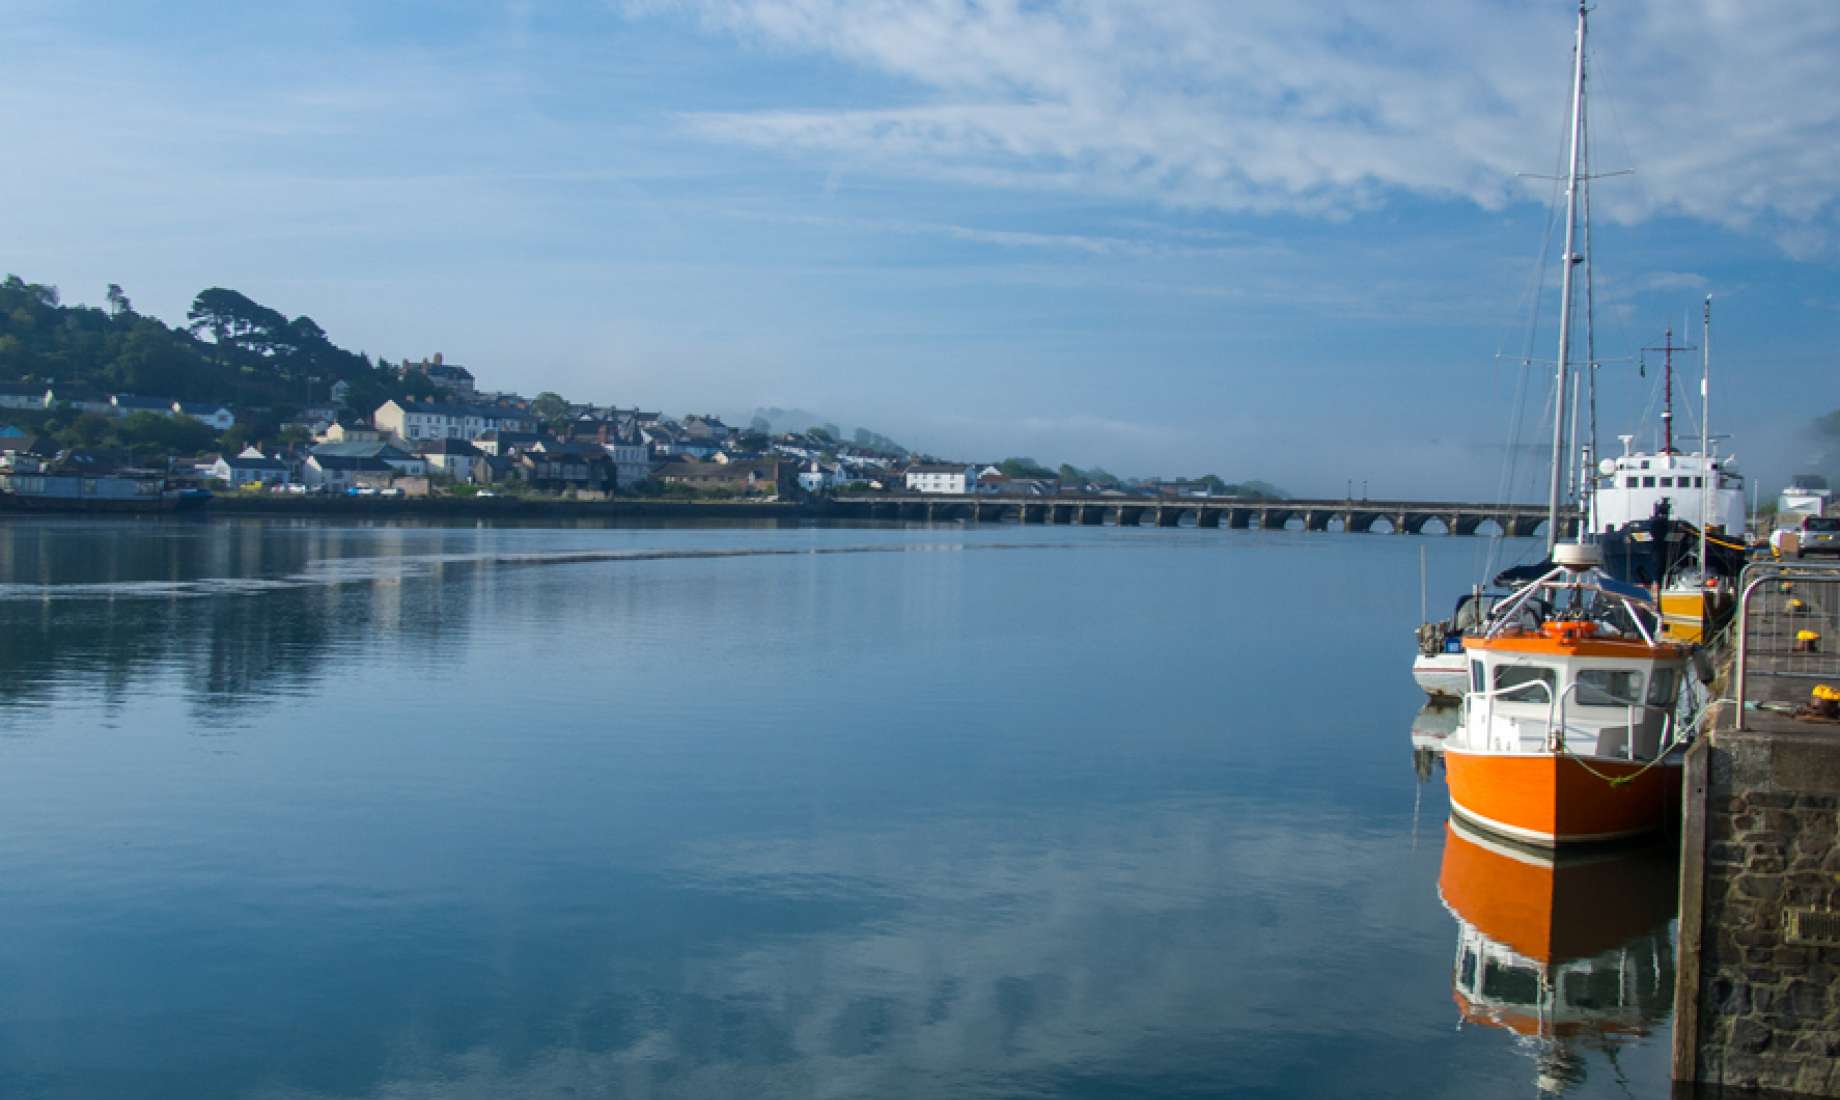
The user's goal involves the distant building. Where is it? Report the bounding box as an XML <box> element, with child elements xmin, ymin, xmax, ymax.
<box><xmin>1780</xmin><ymin>475</ymin><xmax>1832</xmax><ymax>518</ymax></box>
<box><xmin>474</xmin><ymin>429</ymin><xmax>544</xmax><ymax>457</ymax></box>
<box><xmin>43</xmin><ymin>386</ymin><xmax>112</xmax><ymax>415</ymax></box>
<box><xmin>110</xmin><ymin>394</ymin><xmax>180</xmax><ymax>418</ymax></box>
<box><xmin>172</xmin><ymin>401</ymin><xmax>236</xmax><ymax>431</ymax></box>
<box><xmin>310</xmin><ymin>440</ymin><xmax>427</xmax><ymax>477</ymax></box>
<box><xmin>657</xmin><ymin>459</ymin><xmax>794</xmax><ymax>497</ymax></box>
<box><xmin>400</xmin><ymin>354</ymin><xmax>477</xmax><ymax>398</ymax></box>
<box><xmin>206</xmin><ymin>447</ymin><xmax>290</xmax><ymax>488</ymax></box>
<box><xmin>0</xmin><ymin>383</ymin><xmax>46</xmax><ymax>411</ymax></box>
<box><xmin>303</xmin><ymin>453</ymin><xmax>395</xmax><ymax>491</ymax></box>
<box><xmin>905</xmin><ymin>463</ymin><xmax>976</xmax><ymax>495</ymax></box>
<box><xmin>417</xmin><ymin>437</ymin><xmax>482</xmax><ymax>482</ymax></box>
<box><xmin>373</xmin><ymin>398</ymin><xmax>536</xmax><ymax>443</ymax></box>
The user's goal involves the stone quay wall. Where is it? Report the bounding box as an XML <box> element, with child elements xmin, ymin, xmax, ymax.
<box><xmin>1676</xmin><ymin>727</ymin><xmax>1840</xmax><ymax>1096</ymax></box>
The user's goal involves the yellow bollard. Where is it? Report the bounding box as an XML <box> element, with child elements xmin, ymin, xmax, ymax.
<box><xmin>1795</xmin><ymin>629</ymin><xmax>1822</xmax><ymax>654</ymax></box>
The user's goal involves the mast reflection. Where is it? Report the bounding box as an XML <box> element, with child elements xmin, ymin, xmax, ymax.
<box><xmin>1436</xmin><ymin>817</ymin><xmax>1677</xmax><ymax>1096</ymax></box>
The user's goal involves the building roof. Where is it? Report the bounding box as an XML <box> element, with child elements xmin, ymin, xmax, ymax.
<box><xmin>907</xmin><ymin>463</ymin><xmax>973</xmax><ymax>474</ymax></box>
<box><xmin>216</xmin><ymin>453</ymin><xmax>288</xmax><ymax>471</ymax></box>
<box><xmin>417</xmin><ymin>437</ymin><xmax>481</xmax><ymax>457</ymax></box>
<box><xmin>112</xmin><ymin>394</ymin><xmax>177</xmax><ymax>411</ymax></box>
<box><xmin>311</xmin><ymin>441</ymin><xmax>414</xmax><ymax>461</ymax></box>
<box><xmin>388</xmin><ymin>398</ymin><xmax>531</xmax><ymax>420</ymax></box>
<box><xmin>310</xmin><ymin>454</ymin><xmax>395</xmax><ymax>472</ymax></box>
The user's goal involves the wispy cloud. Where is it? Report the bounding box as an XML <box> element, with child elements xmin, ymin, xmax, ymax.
<box><xmin>635</xmin><ymin>0</ymin><xmax>1840</xmax><ymax>249</ymax></box>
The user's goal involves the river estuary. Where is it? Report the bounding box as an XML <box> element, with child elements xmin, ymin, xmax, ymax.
<box><xmin>0</xmin><ymin>518</ymin><xmax>1676</xmax><ymax>1098</ymax></box>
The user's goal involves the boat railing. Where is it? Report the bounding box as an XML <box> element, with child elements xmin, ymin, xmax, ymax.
<box><xmin>1732</xmin><ymin>559</ymin><xmax>1840</xmax><ymax>729</ymax></box>
<box><xmin>1465</xmin><ymin>679</ymin><xmax>1557</xmax><ymax>749</ymax></box>
<box><xmin>1551</xmin><ymin>680</ymin><xmax>1661</xmax><ymax>761</ymax></box>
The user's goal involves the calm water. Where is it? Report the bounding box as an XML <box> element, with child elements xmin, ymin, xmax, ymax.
<box><xmin>0</xmin><ymin>518</ymin><xmax>1676</xmax><ymax>1098</ymax></box>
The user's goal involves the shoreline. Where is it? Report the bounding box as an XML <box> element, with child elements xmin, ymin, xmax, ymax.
<box><xmin>201</xmin><ymin>495</ymin><xmax>831</xmax><ymax>521</ymax></box>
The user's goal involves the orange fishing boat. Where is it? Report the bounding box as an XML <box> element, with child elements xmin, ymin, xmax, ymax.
<box><xmin>1445</xmin><ymin>544</ymin><xmax>1691</xmax><ymax>846</ymax></box>
<box><xmin>1438</xmin><ymin>818</ymin><xmax>1675</xmax><ymax>1093</ymax></box>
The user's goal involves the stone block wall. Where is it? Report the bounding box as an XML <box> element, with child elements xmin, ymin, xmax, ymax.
<box><xmin>1678</xmin><ymin>729</ymin><xmax>1840</xmax><ymax>1096</ymax></box>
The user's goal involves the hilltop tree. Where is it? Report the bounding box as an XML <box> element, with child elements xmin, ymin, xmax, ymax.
<box><xmin>530</xmin><ymin>391</ymin><xmax>570</xmax><ymax>432</ymax></box>
<box><xmin>187</xmin><ymin>287</ymin><xmax>288</xmax><ymax>363</ymax></box>
<box><xmin>997</xmin><ymin>456</ymin><xmax>1055</xmax><ymax>479</ymax></box>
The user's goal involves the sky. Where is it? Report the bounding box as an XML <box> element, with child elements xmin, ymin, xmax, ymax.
<box><xmin>2</xmin><ymin>0</ymin><xmax>1837</xmax><ymax>498</ymax></box>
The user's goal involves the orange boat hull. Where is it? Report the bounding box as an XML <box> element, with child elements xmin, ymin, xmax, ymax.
<box><xmin>1444</xmin><ymin>749</ymin><xmax>1679</xmax><ymax>846</ymax></box>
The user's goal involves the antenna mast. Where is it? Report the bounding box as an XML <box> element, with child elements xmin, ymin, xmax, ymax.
<box><xmin>1545</xmin><ymin>1</ymin><xmax>1588</xmax><ymax>555</ymax></box>
<box><xmin>1642</xmin><ymin>328</ymin><xmax>1695</xmax><ymax>455</ymax></box>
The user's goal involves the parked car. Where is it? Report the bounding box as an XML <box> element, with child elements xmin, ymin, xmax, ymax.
<box><xmin>1800</xmin><ymin>514</ymin><xmax>1840</xmax><ymax>557</ymax></box>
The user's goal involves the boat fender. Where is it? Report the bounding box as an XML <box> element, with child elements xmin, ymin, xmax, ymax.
<box><xmin>1690</xmin><ymin>647</ymin><xmax>1716</xmax><ymax>685</ymax></box>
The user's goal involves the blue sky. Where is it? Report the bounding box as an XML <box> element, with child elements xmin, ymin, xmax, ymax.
<box><xmin>3</xmin><ymin>0</ymin><xmax>1836</xmax><ymax>497</ymax></box>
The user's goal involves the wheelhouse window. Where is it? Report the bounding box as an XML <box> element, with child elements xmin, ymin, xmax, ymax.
<box><xmin>1659</xmin><ymin>476</ymin><xmax>1674</xmax><ymax>487</ymax></box>
<box><xmin>1493</xmin><ymin>665</ymin><xmax>1555</xmax><ymax>702</ymax></box>
<box><xmin>1470</xmin><ymin>661</ymin><xmax>1485</xmax><ymax>693</ymax></box>
<box><xmin>1624</xmin><ymin>476</ymin><xmax>1638</xmax><ymax>488</ymax></box>
<box><xmin>1642</xmin><ymin>476</ymin><xmax>1657</xmax><ymax>488</ymax></box>
<box><xmin>1576</xmin><ymin>669</ymin><xmax>1642</xmax><ymax>707</ymax></box>
<box><xmin>1647</xmin><ymin>668</ymin><xmax>1679</xmax><ymax>706</ymax></box>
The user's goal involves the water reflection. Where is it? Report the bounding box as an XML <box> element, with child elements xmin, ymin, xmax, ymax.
<box><xmin>1410</xmin><ymin>701</ymin><xmax>1459</xmax><ymax>782</ymax></box>
<box><xmin>1437</xmin><ymin>818</ymin><xmax>1677</xmax><ymax>1096</ymax></box>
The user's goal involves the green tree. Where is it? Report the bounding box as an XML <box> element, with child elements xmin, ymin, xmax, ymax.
<box><xmin>115</xmin><ymin>412</ymin><xmax>217</xmax><ymax>456</ymax></box>
<box><xmin>530</xmin><ymin>391</ymin><xmax>570</xmax><ymax>433</ymax></box>
<box><xmin>998</xmin><ymin>456</ymin><xmax>1055</xmax><ymax>479</ymax></box>
<box><xmin>186</xmin><ymin>287</ymin><xmax>288</xmax><ymax>363</ymax></box>
<box><xmin>58</xmin><ymin>412</ymin><xmax>112</xmax><ymax>447</ymax></box>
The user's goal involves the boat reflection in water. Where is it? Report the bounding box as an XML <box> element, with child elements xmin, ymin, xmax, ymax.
<box><xmin>1410</xmin><ymin>701</ymin><xmax>1459</xmax><ymax>782</ymax></box>
<box><xmin>1437</xmin><ymin>817</ymin><xmax>1677</xmax><ymax>1095</ymax></box>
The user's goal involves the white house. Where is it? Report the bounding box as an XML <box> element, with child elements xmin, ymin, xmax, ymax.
<box><xmin>602</xmin><ymin>432</ymin><xmax>653</xmax><ymax>490</ymax></box>
<box><xmin>797</xmin><ymin>459</ymin><xmax>849</xmax><ymax>493</ymax></box>
<box><xmin>904</xmin><ymin>463</ymin><xmax>976</xmax><ymax>495</ymax></box>
<box><xmin>110</xmin><ymin>394</ymin><xmax>180</xmax><ymax>418</ymax></box>
<box><xmin>207</xmin><ymin>447</ymin><xmax>291</xmax><ymax>488</ymax></box>
<box><xmin>373</xmin><ymin>399</ymin><xmax>536</xmax><ymax>443</ymax></box>
<box><xmin>1780</xmin><ymin>475</ymin><xmax>1832</xmax><ymax>519</ymax></box>
<box><xmin>418</xmin><ymin>437</ymin><xmax>482</xmax><ymax>482</ymax></box>
<box><xmin>173</xmin><ymin>401</ymin><xmax>236</xmax><ymax>430</ymax></box>
<box><xmin>0</xmin><ymin>383</ymin><xmax>46</xmax><ymax>410</ymax></box>
<box><xmin>303</xmin><ymin>453</ymin><xmax>395</xmax><ymax>490</ymax></box>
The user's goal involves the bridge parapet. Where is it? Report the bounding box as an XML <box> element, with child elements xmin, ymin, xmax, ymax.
<box><xmin>825</xmin><ymin>495</ymin><xmax>1567</xmax><ymax>537</ymax></box>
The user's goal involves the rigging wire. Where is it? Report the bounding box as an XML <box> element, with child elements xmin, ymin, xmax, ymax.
<box><xmin>1478</xmin><ymin>41</ymin><xmax>1576</xmax><ymax>590</ymax></box>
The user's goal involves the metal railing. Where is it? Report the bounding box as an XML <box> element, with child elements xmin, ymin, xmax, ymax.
<box><xmin>1732</xmin><ymin>558</ymin><xmax>1840</xmax><ymax>728</ymax></box>
<box><xmin>1465</xmin><ymin>678</ymin><xmax>1667</xmax><ymax>758</ymax></box>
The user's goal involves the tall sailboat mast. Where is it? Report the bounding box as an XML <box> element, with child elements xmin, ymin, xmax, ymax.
<box><xmin>1700</xmin><ymin>295</ymin><xmax>1712</xmax><ymax>577</ymax></box>
<box><xmin>1546</xmin><ymin>1</ymin><xmax>1588</xmax><ymax>555</ymax></box>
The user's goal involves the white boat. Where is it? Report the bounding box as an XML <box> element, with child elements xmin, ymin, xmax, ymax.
<box><xmin>1413</xmin><ymin>651</ymin><xmax>1467</xmax><ymax>700</ymax></box>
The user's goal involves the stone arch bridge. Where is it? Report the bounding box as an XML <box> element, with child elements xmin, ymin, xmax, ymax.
<box><xmin>829</xmin><ymin>495</ymin><xmax>1573</xmax><ymax>538</ymax></box>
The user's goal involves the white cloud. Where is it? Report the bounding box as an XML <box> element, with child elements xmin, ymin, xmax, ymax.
<box><xmin>636</xmin><ymin>0</ymin><xmax>1840</xmax><ymax>249</ymax></box>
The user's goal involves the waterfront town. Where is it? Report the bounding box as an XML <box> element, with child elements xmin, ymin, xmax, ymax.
<box><xmin>0</xmin><ymin>353</ymin><xmax>1280</xmax><ymax>505</ymax></box>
